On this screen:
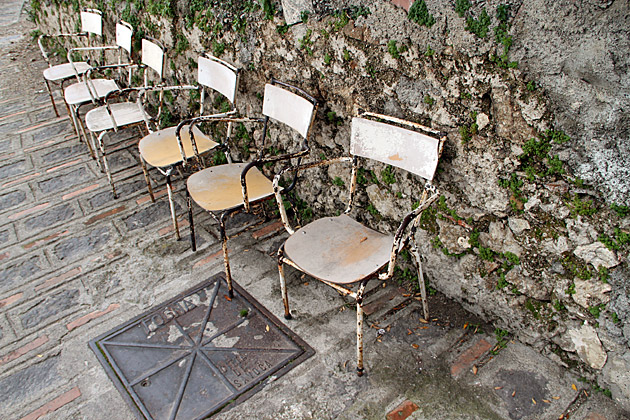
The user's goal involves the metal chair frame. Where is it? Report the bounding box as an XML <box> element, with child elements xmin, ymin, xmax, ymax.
<box><xmin>137</xmin><ymin>54</ymin><xmax>240</xmax><ymax>240</ymax></box>
<box><xmin>85</xmin><ymin>38</ymin><xmax>189</xmax><ymax>198</ymax></box>
<box><xmin>184</xmin><ymin>79</ymin><xmax>318</xmax><ymax>297</ymax></box>
<box><xmin>64</xmin><ymin>20</ymin><xmax>135</xmax><ymax>159</ymax></box>
<box><xmin>273</xmin><ymin>111</ymin><xmax>446</xmax><ymax>376</ymax></box>
<box><xmin>38</xmin><ymin>8</ymin><xmax>103</xmax><ymax>117</ymax></box>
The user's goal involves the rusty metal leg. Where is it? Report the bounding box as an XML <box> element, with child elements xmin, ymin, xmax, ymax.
<box><xmin>356</xmin><ymin>299</ymin><xmax>364</xmax><ymax>376</ymax></box>
<box><xmin>89</xmin><ymin>130</ymin><xmax>103</xmax><ymax>171</ymax></box>
<box><xmin>44</xmin><ymin>79</ymin><xmax>59</xmax><ymax>117</ymax></box>
<box><xmin>356</xmin><ymin>279</ymin><xmax>368</xmax><ymax>376</ymax></box>
<box><xmin>219</xmin><ymin>211</ymin><xmax>233</xmax><ymax>298</ymax></box>
<box><xmin>277</xmin><ymin>248</ymin><xmax>291</xmax><ymax>319</ymax></box>
<box><xmin>139</xmin><ymin>156</ymin><xmax>155</xmax><ymax>203</ymax></box>
<box><xmin>67</xmin><ymin>105</ymin><xmax>82</xmax><ymax>143</ymax></box>
<box><xmin>75</xmin><ymin>107</ymin><xmax>95</xmax><ymax>159</ymax></box>
<box><xmin>97</xmin><ymin>131</ymin><xmax>117</xmax><ymax>199</ymax></box>
<box><xmin>166</xmin><ymin>172</ymin><xmax>180</xmax><ymax>240</ymax></box>
<box><xmin>186</xmin><ymin>188</ymin><xmax>196</xmax><ymax>252</ymax></box>
<box><xmin>409</xmin><ymin>242</ymin><xmax>429</xmax><ymax>320</ymax></box>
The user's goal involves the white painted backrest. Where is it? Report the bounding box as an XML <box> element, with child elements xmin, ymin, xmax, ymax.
<box><xmin>262</xmin><ymin>84</ymin><xmax>315</xmax><ymax>138</ymax></box>
<box><xmin>351</xmin><ymin>117</ymin><xmax>440</xmax><ymax>182</ymax></box>
<box><xmin>141</xmin><ymin>39</ymin><xmax>164</xmax><ymax>77</ymax></box>
<box><xmin>198</xmin><ymin>55</ymin><xmax>238</xmax><ymax>104</ymax></box>
<box><xmin>80</xmin><ymin>10</ymin><xmax>102</xmax><ymax>36</ymax></box>
<box><xmin>115</xmin><ymin>22</ymin><xmax>133</xmax><ymax>54</ymax></box>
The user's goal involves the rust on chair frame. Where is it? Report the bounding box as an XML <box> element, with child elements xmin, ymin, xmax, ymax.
<box><xmin>185</xmin><ymin>80</ymin><xmax>318</xmax><ymax>298</ymax></box>
<box><xmin>273</xmin><ymin>111</ymin><xmax>446</xmax><ymax>375</ymax></box>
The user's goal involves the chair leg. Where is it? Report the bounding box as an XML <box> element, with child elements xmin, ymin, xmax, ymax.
<box><xmin>409</xmin><ymin>242</ymin><xmax>429</xmax><ymax>320</ymax></box>
<box><xmin>44</xmin><ymin>79</ymin><xmax>59</xmax><ymax>117</ymax></box>
<box><xmin>97</xmin><ymin>131</ymin><xmax>117</xmax><ymax>199</ymax></box>
<box><xmin>139</xmin><ymin>156</ymin><xmax>155</xmax><ymax>203</ymax></box>
<box><xmin>75</xmin><ymin>107</ymin><xmax>95</xmax><ymax>159</ymax></box>
<box><xmin>356</xmin><ymin>299</ymin><xmax>365</xmax><ymax>376</ymax></box>
<box><xmin>186</xmin><ymin>188</ymin><xmax>196</xmax><ymax>252</ymax></box>
<box><xmin>277</xmin><ymin>248</ymin><xmax>291</xmax><ymax>320</ymax></box>
<box><xmin>219</xmin><ymin>211</ymin><xmax>234</xmax><ymax>298</ymax></box>
<box><xmin>88</xmin><ymin>130</ymin><xmax>103</xmax><ymax>171</ymax></box>
<box><xmin>165</xmin><ymin>173</ymin><xmax>180</xmax><ymax>240</ymax></box>
<box><xmin>67</xmin><ymin>104</ymin><xmax>81</xmax><ymax>140</ymax></box>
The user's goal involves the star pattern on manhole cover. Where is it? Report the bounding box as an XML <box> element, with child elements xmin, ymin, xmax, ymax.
<box><xmin>90</xmin><ymin>274</ymin><xmax>313</xmax><ymax>420</ymax></box>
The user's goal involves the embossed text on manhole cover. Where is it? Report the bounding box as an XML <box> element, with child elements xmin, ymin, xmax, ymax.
<box><xmin>89</xmin><ymin>274</ymin><xmax>313</xmax><ymax>420</ymax></box>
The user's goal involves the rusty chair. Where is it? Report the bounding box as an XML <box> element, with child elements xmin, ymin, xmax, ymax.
<box><xmin>38</xmin><ymin>8</ymin><xmax>103</xmax><ymax>117</ymax></box>
<box><xmin>185</xmin><ymin>80</ymin><xmax>318</xmax><ymax>297</ymax></box>
<box><xmin>63</xmin><ymin>21</ymin><xmax>134</xmax><ymax>159</ymax></box>
<box><xmin>84</xmin><ymin>38</ymin><xmax>183</xmax><ymax>198</ymax></box>
<box><xmin>273</xmin><ymin>112</ymin><xmax>445</xmax><ymax>376</ymax></box>
<box><xmin>137</xmin><ymin>54</ymin><xmax>239</xmax><ymax>241</ymax></box>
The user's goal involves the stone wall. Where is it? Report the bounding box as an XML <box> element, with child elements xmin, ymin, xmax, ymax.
<box><xmin>30</xmin><ymin>0</ymin><xmax>630</xmax><ymax>409</ymax></box>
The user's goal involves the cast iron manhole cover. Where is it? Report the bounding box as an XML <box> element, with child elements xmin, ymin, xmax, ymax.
<box><xmin>89</xmin><ymin>273</ymin><xmax>314</xmax><ymax>420</ymax></box>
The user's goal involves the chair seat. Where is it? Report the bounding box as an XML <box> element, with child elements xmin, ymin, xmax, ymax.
<box><xmin>284</xmin><ymin>214</ymin><xmax>394</xmax><ymax>284</ymax></box>
<box><xmin>43</xmin><ymin>62</ymin><xmax>91</xmax><ymax>81</ymax></box>
<box><xmin>187</xmin><ymin>163</ymin><xmax>275</xmax><ymax>212</ymax></box>
<box><xmin>139</xmin><ymin>125</ymin><xmax>219</xmax><ymax>168</ymax></box>
<box><xmin>64</xmin><ymin>79</ymin><xmax>119</xmax><ymax>106</ymax></box>
<box><xmin>85</xmin><ymin>102</ymin><xmax>149</xmax><ymax>132</ymax></box>
<box><xmin>63</xmin><ymin>79</ymin><xmax>120</xmax><ymax>105</ymax></box>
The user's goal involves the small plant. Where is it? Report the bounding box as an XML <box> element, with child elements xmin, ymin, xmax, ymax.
<box><xmin>568</xmin><ymin>195</ymin><xmax>597</xmax><ymax>218</ymax></box>
<box><xmin>425</xmin><ymin>45</ymin><xmax>434</xmax><ymax>57</ymax></box>
<box><xmin>455</xmin><ymin>0</ymin><xmax>471</xmax><ymax>17</ymax></box>
<box><xmin>553</xmin><ymin>300</ymin><xmax>566</xmax><ymax>312</ymax></box>
<box><xmin>299</xmin><ymin>29</ymin><xmax>313</xmax><ymax>56</ymax></box>
<box><xmin>381</xmin><ymin>165</ymin><xmax>396</xmax><ymax>185</ymax></box>
<box><xmin>262</xmin><ymin>0</ymin><xmax>275</xmax><ymax>20</ymax></box>
<box><xmin>479</xmin><ymin>246</ymin><xmax>494</xmax><ymax>261</ymax></box>
<box><xmin>466</xmin><ymin>9</ymin><xmax>491</xmax><ymax>38</ymax></box>
<box><xmin>367</xmin><ymin>203</ymin><xmax>380</xmax><ymax>217</ymax></box>
<box><xmin>424</xmin><ymin>95</ymin><xmax>434</xmax><ymax>106</ymax></box>
<box><xmin>300</xmin><ymin>10</ymin><xmax>310</xmax><ymax>23</ymax></box>
<box><xmin>212</xmin><ymin>40</ymin><xmax>225</xmax><ymax>56</ymax></box>
<box><xmin>611</xmin><ymin>312</ymin><xmax>620</xmax><ymax>324</ymax></box>
<box><xmin>567</xmin><ymin>282</ymin><xmax>576</xmax><ymax>295</ymax></box>
<box><xmin>598</xmin><ymin>227</ymin><xmax>630</xmax><ymax>251</ymax></box>
<box><xmin>174</xmin><ymin>33</ymin><xmax>189</xmax><ymax>55</ymax></box>
<box><xmin>598</xmin><ymin>266</ymin><xmax>609</xmax><ymax>283</ymax></box>
<box><xmin>324</xmin><ymin>52</ymin><xmax>332</xmax><ymax>65</ymax></box>
<box><xmin>343</xmin><ymin>48</ymin><xmax>351</xmax><ymax>62</ymax></box>
<box><xmin>239</xmin><ymin>309</ymin><xmax>249</xmax><ymax>317</ymax></box>
<box><xmin>492</xmin><ymin>328</ymin><xmax>509</xmax><ymax>354</ymax></box>
<box><xmin>459</xmin><ymin>125</ymin><xmax>471</xmax><ymax>143</ymax></box>
<box><xmin>526</xmin><ymin>81</ymin><xmax>536</xmax><ymax>91</ymax></box>
<box><xmin>408</xmin><ymin>0</ymin><xmax>436</xmax><ymax>27</ymax></box>
<box><xmin>276</xmin><ymin>24</ymin><xmax>289</xmax><ymax>34</ymax></box>
<box><xmin>611</xmin><ymin>203</ymin><xmax>630</xmax><ymax>218</ymax></box>
<box><xmin>332</xmin><ymin>176</ymin><xmax>345</xmax><ymax>187</ymax></box>
<box><xmin>387</xmin><ymin>40</ymin><xmax>400</xmax><ymax>59</ymax></box>
<box><xmin>589</xmin><ymin>304</ymin><xmax>606</xmax><ymax>319</ymax></box>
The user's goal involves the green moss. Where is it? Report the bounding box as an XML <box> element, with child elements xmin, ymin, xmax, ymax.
<box><xmin>408</xmin><ymin>0</ymin><xmax>435</xmax><ymax>27</ymax></box>
<box><xmin>381</xmin><ymin>165</ymin><xmax>396</xmax><ymax>185</ymax></box>
<box><xmin>454</xmin><ymin>0</ymin><xmax>471</xmax><ymax>18</ymax></box>
<box><xmin>388</xmin><ymin>40</ymin><xmax>400</xmax><ymax>59</ymax></box>
<box><xmin>466</xmin><ymin>9</ymin><xmax>491</xmax><ymax>38</ymax></box>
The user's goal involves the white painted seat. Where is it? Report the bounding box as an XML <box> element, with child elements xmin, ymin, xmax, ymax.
<box><xmin>64</xmin><ymin>79</ymin><xmax>119</xmax><ymax>106</ymax></box>
<box><xmin>186</xmin><ymin>80</ymin><xmax>318</xmax><ymax>297</ymax></box>
<box><xmin>43</xmin><ymin>62</ymin><xmax>91</xmax><ymax>82</ymax></box>
<box><xmin>85</xmin><ymin>102</ymin><xmax>150</xmax><ymax>132</ymax></box>
<box><xmin>274</xmin><ymin>112</ymin><xmax>446</xmax><ymax>376</ymax></box>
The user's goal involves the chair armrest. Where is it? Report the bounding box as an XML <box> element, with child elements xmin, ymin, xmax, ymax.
<box><xmin>379</xmin><ymin>183</ymin><xmax>440</xmax><ymax>281</ymax></box>
<box><xmin>272</xmin><ymin>157</ymin><xmax>353</xmax><ymax>234</ymax></box>
<box><xmin>240</xmin><ymin>146</ymin><xmax>311</xmax><ymax>213</ymax></box>
<box><xmin>174</xmin><ymin>111</ymin><xmax>243</xmax><ymax>167</ymax></box>
<box><xmin>38</xmin><ymin>33</ymin><xmax>88</xmax><ymax>64</ymax></box>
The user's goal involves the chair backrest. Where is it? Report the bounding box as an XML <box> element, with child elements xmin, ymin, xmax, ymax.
<box><xmin>262</xmin><ymin>83</ymin><xmax>316</xmax><ymax>139</ymax></box>
<box><xmin>350</xmin><ymin>116</ymin><xmax>442</xmax><ymax>182</ymax></box>
<box><xmin>80</xmin><ymin>9</ymin><xmax>102</xmax><ymax>36</ymax></box>
<box><xmin>141</xmin><ymin>38</ymin><xmax>164</xmax><ymax>78</ymax></box>
<box><xmin>115</xmin><ymin>21</ymin><xmax>133</xmax><ymax>55</ymax></box>
<box><xmin>197</xmin><ymin>55</ymin><xmax>238</xmax><ymax>105</ymax></box>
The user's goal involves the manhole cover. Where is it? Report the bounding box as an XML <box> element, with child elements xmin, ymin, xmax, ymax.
<box><xmin>89</xmin><ymin>273</ymin><xmax>313</xmax><ymax>420</ymax></box>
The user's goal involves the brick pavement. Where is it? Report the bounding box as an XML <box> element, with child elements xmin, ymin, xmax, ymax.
<box><xmin>1</xmin><ymin>2</ymin><xmax>629</xmax><ymax>420</ymax></box>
